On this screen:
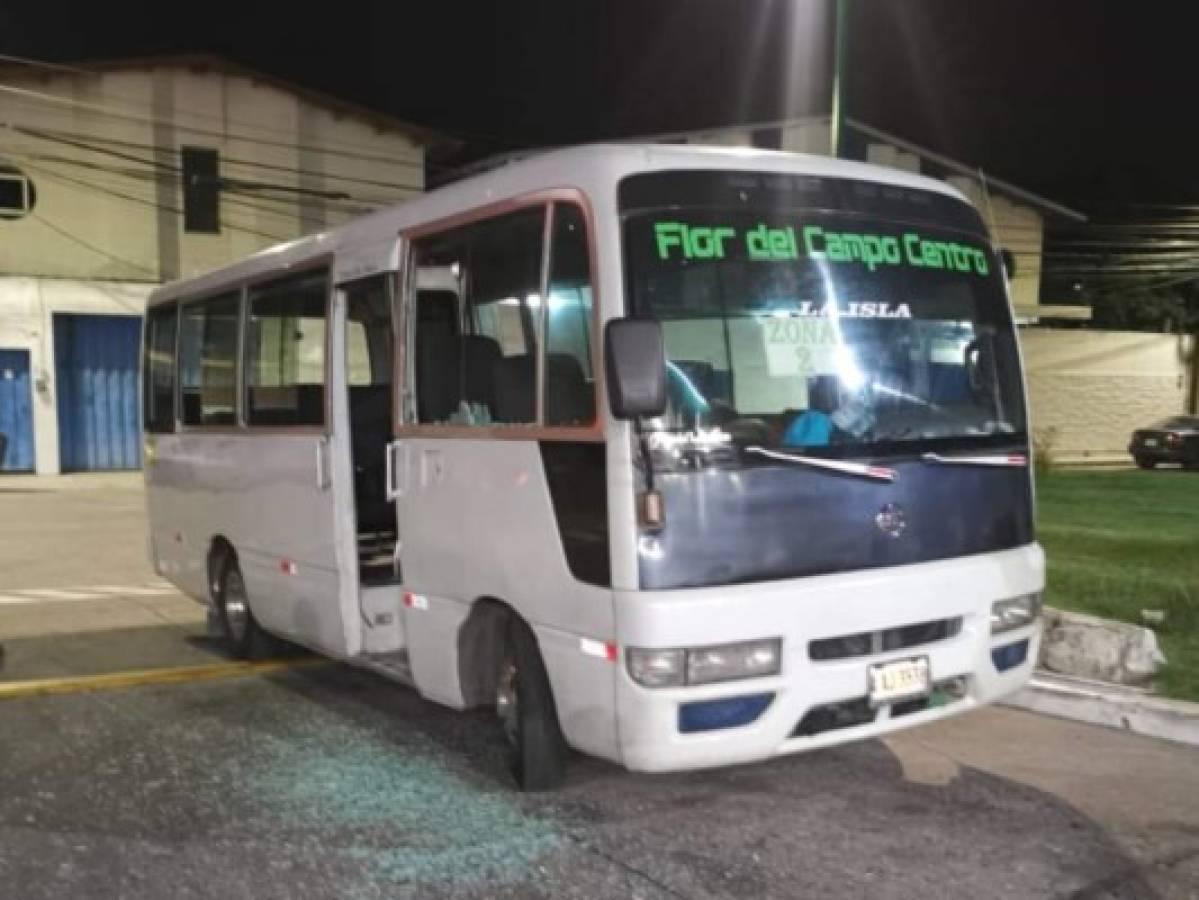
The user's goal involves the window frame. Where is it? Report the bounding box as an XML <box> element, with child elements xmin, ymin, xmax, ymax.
<box><xmin>143</xmin><ymin>301</ymin><xmax>179</xmax><ymax>434</ymax></box>
<box><xmin>181</xmin><ymin>146</ymin><xmax>221</xmax><ymax>234</ymax></box>
<box><xmin>176</xmin><ymin>287</ymin><xmax>244</xmax><ymax>432</ymax></box>
<box><xmin>242</xmin><ymin>265</ymin><xmax>333</xmax><ymax>432</ymax></box>
<box><xmin>172</xmin><ymin>256</ymin><xmax>334</xmax><ymax>436</ymax></box>
<box><xmin>0</xmin><ymin>171</ymin><xmax>32</xmax><ymax>217</ymax></box>
<box><xmin>396</xmin><ymin>189</ymin><xmax>603</xmax><ymax>443</ymax></box>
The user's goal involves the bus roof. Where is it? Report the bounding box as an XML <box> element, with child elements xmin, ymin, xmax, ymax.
<box><xmin>147</xmin><ymin>142</ymin><xmax>974</xmax><ymax>307</ymax></box>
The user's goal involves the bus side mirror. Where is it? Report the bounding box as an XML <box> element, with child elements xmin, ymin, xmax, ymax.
<box><xmin>1000</xmin><ymin>248</ymin><xmax>1017</xmax><ymax>279</ymax></box>
<box><xmin>604</xmin><ymin>318</ymin><xmax>666</xmax><ymax>420</ymax></box>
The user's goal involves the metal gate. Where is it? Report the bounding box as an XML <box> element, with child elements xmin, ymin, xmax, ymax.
<box><xmin>54</xmin><ymin>314</ymin><xmax>142</xmax><ymax>471</ymax></box>
<box><xmin>0</xmin><ymin>348</ymin><xmax>35</xmax><ymax>471</ymax></box>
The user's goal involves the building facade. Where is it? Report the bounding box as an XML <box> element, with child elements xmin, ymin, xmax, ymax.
<box><xmin>0</xmin><ymin>56</ymin><xmax>435</xmax><ymax>474</ymax></box>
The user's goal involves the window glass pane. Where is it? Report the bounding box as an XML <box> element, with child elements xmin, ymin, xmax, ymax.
<box><xmin>143</xmin><ymin>305</ymin><xmax>177</xmax><ymax>432</ymax></box>
<box><xmin>346</xmin><ymin>276</ymin><xmax>393</xmax><ymax>388</ymax></box>
<box><xmin>545</xmin><ymin>204</ymin><xmax>596</xmax><ymax>426</ymax></box>
<box><xmin>245</xmin><ymin>271</ymin><xmax>328</xmax><ymax>426</ymax></box>
<box><xmin>412</xmin><ymin>207</ymin><xmax>545</xmax><ymax>425</ymax></box>
<box><xmin>179</xmin><ymin>292</ymin><xmax>239</xmax><ymax>426</ymax></box>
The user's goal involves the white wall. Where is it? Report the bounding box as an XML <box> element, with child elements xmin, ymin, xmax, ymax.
<box><xmin>0</xmin><ymin>276</ymin><xmax>154</xmax><ymax>474</ymax></box>
<box><xmin>1021</xmin><ymin>328</ymin><xmax>1192</xmax><ymax>459</ymax></box>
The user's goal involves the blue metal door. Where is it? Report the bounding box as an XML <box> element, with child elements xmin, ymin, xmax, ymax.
<box><xmin>54</xmin><ymin>314</ymin><xmax>142</xmax><ymax>471</ymax></box>
<box><xmin>0</xmin><ymin>349</ymin><xmax>35</xmax><ymax>472</ymax></box>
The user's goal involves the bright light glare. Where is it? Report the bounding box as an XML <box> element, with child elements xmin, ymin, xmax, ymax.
<box><xmin>834</xmin><ymin>345</ymin><xmax>866</xmax><ymax>390</ymax></box>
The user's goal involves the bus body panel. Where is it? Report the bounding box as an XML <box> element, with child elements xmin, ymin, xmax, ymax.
<box><xmin>148</xmin><ymin>430</ymin><xmax>359</xmax><ymax>658</ymax></box>
<box><xmin>394</xmin><ymin>437</ymin><xmax>615</xmax><ymax>640</ymax></box>
<box><xmin>393</xmin><ymin>436</ymin><xmax>621</xmax><ymax>755</ymax></box>
<box><xmin>612</xmin><ymin>543</ymin><xmax>1044</xmax><ymax>772</ymax></box>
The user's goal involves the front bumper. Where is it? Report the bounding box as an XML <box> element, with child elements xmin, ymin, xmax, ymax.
<box><xmin>613</xmin><ymin>544</ymin><xmax>1044</xmax><ymax>773</ymax></box>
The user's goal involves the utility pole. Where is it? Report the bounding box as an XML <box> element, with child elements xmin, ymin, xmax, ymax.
<box><xmin>830</xmin><ymin>0</ymin><xmax>851</xmax><ymax>158</ymax></box>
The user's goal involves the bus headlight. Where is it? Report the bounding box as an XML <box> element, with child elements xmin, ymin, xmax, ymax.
<box><xmin>627</xmin><ymin>639</ymin><xmax>782</xmax><ymax>688</ymax></box>
<box><xmin>626</xmin><ymin>648</ymin><xmax>685</xmax><ymax>688</ymax></box>
<box><xmin>991</xmin><ymin>593</ymin><xmax>1042</xmax><ymax>634</ymax></box>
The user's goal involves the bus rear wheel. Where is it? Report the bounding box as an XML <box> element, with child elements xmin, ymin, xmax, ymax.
<box><xmin>217</xmin><ymin>559</ymin><xmax>274</xmax><ymax>660</ymax></box>
<box><xmin>496</xmin><ymin>617</ymin><xmax>568</xmax><ymax>791</ymax></box>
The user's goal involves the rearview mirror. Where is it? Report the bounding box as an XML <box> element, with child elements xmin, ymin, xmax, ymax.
<box><xmin>604</xmin><ymin>318</ymin><xmax>666</xmax><ymax>420</ymax></box>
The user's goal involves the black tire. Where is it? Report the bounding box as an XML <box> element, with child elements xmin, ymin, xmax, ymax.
<box><xmin>1135</xmin><ymin>456</ymin><xmax>1156</xmax><ymax>470</ymax></box>
<box><xmin>495</xmin><ymin>617</ymin><xmax>568</xmax><ymax>791</ymax></box>
<box><xmin>217</xmin><ymin>558</ymin><xmax>276</xmax><ymax>660</ymax></box>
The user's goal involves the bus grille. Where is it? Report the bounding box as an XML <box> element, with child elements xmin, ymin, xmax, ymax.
<box><xmin>808</xmin><ymin>617</ymin><xmax>963</xmax><ymax>662</ymax></box>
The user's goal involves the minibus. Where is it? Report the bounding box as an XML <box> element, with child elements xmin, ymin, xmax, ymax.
<box><xmin>143</xmin><ymin>144</ymin><xmax>1043</xmax><ymax>789</ymax></box>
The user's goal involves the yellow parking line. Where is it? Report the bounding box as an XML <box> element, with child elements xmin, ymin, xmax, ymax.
<box><xmin>0</xmin><ymin>658</ymin><xmax>323</xmax><ymax>701</ymax></box>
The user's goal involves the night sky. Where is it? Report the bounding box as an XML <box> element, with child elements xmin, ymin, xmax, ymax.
<box><xmin>0</xmin><ymin>0</ymin><xmax>1195</xmax><ymax>212</ymax></box>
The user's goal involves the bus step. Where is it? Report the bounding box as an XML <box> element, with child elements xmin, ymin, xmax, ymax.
<box><xmin>360</xmin><ymin>649</ymin><xmax>413</xmax><ymax>684</ymax></box>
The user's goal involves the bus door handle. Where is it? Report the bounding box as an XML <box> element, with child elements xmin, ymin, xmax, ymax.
<box><xmin>315</xmin><ymin>437</ymin><xmax>331</xmax><ymax>491</ymax></box>
<box><xmin>385</xmin><ymin>441</ymin><xmax>405</xmax><ymax>501</ymax></box>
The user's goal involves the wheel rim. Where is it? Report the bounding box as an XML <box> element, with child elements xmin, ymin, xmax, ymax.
<box><xmin>496</xmin><ymin>658</ymin><xmax>520</xmax><ymax>749</ymax></box>
<box><xmin>223</xmin><ymin>570</ymin><xmax>249</xmax><ymax>644</ymax></box>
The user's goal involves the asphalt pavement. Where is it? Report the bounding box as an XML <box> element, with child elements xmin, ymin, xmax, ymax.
<box><xmin>1</xmin><ymin>474</ymin><xmax>1197</xmax><ymax>899</ymax></box>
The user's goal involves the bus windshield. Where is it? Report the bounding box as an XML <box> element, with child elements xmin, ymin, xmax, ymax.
<box><xmin>623</xmin><ymin>207</ymin><xmax>1026</xmax><ymax>459</ymax></box>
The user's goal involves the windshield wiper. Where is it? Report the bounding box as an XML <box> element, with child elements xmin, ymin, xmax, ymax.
<box><xmin>745</xmin><ymin>446</ymin><xmax>897</xmax><ymax>482</ymax></box>
<box><xmin>921</xmin><ymin>452</ymin><xmax>1027</xmax><ymax>468</ymax></box>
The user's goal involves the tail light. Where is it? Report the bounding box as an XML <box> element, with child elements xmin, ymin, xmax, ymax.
<box><xmin>1166</xmin><ymin>432</ymin><xmax>1181</xmax><ymax>445</ymax></box>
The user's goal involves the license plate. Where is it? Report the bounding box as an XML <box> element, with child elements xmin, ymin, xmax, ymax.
<box><xmin>868</xmin><ymin>657</ymin><xmax>931</xmax><ymax>706</ymax></box>
<box><xmin>1144</xmin><ymin>438</ymin><xmax>1159</xmax><ymax>448</ymax></box>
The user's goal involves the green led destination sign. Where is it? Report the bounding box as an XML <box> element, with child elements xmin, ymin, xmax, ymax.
<box><xmin>652</xmin><ymin>221</ymin><xmax>991</xmax><ymax>276</ymax></box>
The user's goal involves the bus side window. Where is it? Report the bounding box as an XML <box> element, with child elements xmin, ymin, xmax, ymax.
<box><xmin>144</xmin><ymin>304</ymin><xmax>178</xmax><ymax>433</ymax></box>
<box><xmin>544</xmin><ymin>204</ymin><xmax>595</xmax><ymax>427</ymax></box>
<box><xmin>245</xmin><ymin>270</ymin><xmax>329</xmax><ymax>428</ymax></box>
<box><xmin>179</xmin><ymin>292</ymin><xmax>240</xmax><ymax>427</ymax></box>
<box><xmin>411</xmin><ymin>207</ymin><xmax>545</xmax><ymax>426</ymax></box>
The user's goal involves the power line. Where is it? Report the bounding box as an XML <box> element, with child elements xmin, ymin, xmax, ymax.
<box><xmin>0</xmin><ymin>54</ymin><xmax>93</xmax><ymax>76</ymax></box>
<box><xmin>3</xmin><ymin>124</ymin><xmax>427</xmax><ymax>192</ymax></box>
<box><xmin>4</xmin><ymin>145</ymin><xmax>385</xmax><ymax>233</ymax></box>
<box><xmin>16</xmin><ymin>157</ymin><xmax>292</xmax><ymax>243</ymax></box>
<box><xmin>6</xmin><ymin>126</ymin><xmax>415</xmax><ymax>205</ymax></box>
<box><xmin>28</xmin><ymin>210</ymin><xmax>158</xmax><ymax>280</ymax></box>
<box><xmin>0</xmin><ymin>82</ymin><xmax>439</xmax><ymax>172</ymax></box>
<box><xmin>1</xmin><ymin>143</ymin><xmax>386</xmax><ymax>218</ymax></box>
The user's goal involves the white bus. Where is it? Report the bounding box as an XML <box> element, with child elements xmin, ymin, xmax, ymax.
<box><xmin>143</xmin><ymin>144</ymin><xmax>1043</xmax><ymax>790</ymax></box>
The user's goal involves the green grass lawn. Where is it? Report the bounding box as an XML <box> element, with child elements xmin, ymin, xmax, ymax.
<box><xmin>1037</xmin><ymin>468</ymin><xmax>1199</xmax><ymax>701</ymax></box>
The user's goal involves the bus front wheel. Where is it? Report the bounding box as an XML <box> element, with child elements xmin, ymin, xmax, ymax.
<box><xmin>217</xmin><ymin>559</ymin><xmax>274</xmax><ymax>660</ymax></box>
<box><xmin>496</xmin><ymin>617</ymin><xmax>568</xmax><ymax>791</ymax></box>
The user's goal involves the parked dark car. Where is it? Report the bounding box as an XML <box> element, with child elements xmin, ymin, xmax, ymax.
<box><xmin>1129</xmin><ymin>416</ymin><xmax>1199</xmax><ymax>469</ymax></box>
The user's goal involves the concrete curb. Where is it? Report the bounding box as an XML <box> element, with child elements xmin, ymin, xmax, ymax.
<box><xmin>1002</xmin><ymin>671</ymin><xmax>1199</xmax><ymax>748</ymax></box>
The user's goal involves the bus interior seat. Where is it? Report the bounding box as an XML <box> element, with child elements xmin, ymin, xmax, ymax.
<box><xmin>493</xmin><ymin>354</ymin><xmax>535</xmax><ymax>423</ymax></box>
<box><xmin>492</xmin><ymin>353</ymin><xmax>594</xmax><ymax>425</ymax></box>
<box><xmin>547</xmin><ymin>353</ymin><xmax>594</xmax><ymax>424</ymax></box>
<box><xmin>416</xmin><ymin>332</ymin><xmax>503</xmax><ymax>422</ymax></box>
<box><xmin>808</xmin><ymin>375</ymin><xmax>839</xmax><ymax>414</ymax></box>
<box><xmin>462</xmin><ymin>334</ymin><xmax>501</xmax><ymax>412</ymax></box>
<box><xmin>416</xmin><ymin>330</ymin><xmax>461</xmax><ymax>422</ymax></box>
